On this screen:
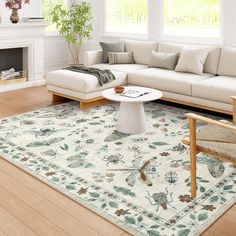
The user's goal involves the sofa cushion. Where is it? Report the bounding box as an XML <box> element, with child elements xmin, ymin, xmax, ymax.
<box><xmin>99</xmin><ymin>42</ymin><xmax>125</xmax><ymax>63</ymax></box>
<box><xmin>158</xmin><ymin>42</ymin><xmax>221</xmax><ymax>75</ymax></box>
<box><xmin>46</xmin><ymin>69</ymin><xmax>127</xmax><ymax>94</ymax></box>
<box><xmin>122</xmin><ymin>39</ymin><xmax>158</xmax><ymax>65</ymax></box>
<box><xmin>203</xmin><ymin>47</ymin><xmax>221</xmax><ymax>75</ymax></box>
<box><xmin>217</xmin><ymin>47</ymin><xmax>236</xmax><ymax>77</ymax></box>
<box><xmin>128</xmin><ymin>68</ymin><xmax>214</xmax><ymax>96</ymax></box>
<box><xmin>91</xmin><ymin>63</ymin><xmax>148</xmax><ymax>73</ymax></box>
<box><xmin>149</xmin><ymin>51</ymin><xmax>179</xmax><ymax>70</ymax></box>
<box><xmin>175</xmin><ymin>48</ymin><xmax>209</xmax><ymax>75</ymax></box>
<box><xmin>192</xmin><ymin>76</ymin><xmax>236</xmax><ymax>104</ymax></box>
<box><xmin>158</xmin><ymin>42</ymin><xmax>182</xmax><ymax>54</ymax></box>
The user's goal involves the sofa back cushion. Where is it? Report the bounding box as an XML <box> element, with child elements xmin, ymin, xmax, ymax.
<box><xmin>158</xmin><ymin>42</ymin><xmax>182</xmax><ymax>54</ymax></box>
<box><xmin>158</xmin><ymin>42</ymin><xmax>221</xmax><ymax>75</ymax></box>
<box><xmin>217</xmin><ymin>47</ymin><xmax>236</xmax><ymax>77</ymax></box>
<box><xmin>122</xmin><ymin>39</ymin><xmax>158</xmax><ymax>65</ymax></box>
<box><xmin>203</xmin><ymin>47</ymin><xmax>221</xmax><ymax>75</ymax></box>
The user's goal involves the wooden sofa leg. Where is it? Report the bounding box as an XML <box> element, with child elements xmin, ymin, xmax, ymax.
<box><xmin>189</xmin><ymin>118</ymin><xmax>197</xmax><ymax>198</ymax></box>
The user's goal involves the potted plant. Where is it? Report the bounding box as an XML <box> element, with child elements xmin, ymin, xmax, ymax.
<box><xmin>5</xmin><ymin>0</ymin><xmax>30</xmax><ymax>23</ymax></box>
<box><xmin>51</xmin><ymin>2</ymin><xmax>93</xmax><ymax>65</ymax></box>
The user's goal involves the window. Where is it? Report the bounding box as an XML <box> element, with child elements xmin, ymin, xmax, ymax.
<box><xmin>162</xmin><ymin>0</ymin><xmax>221</xmax><ymax>39</ymax></box>
<box><xmin>42</xmin><ymin>0</ymin><xmax>67</xmax><ymax>32</ymax></box>
<box><xmin>104</xmin><ymin>0</ymin><xmax>148</xmax><ymax>35</ymax></box>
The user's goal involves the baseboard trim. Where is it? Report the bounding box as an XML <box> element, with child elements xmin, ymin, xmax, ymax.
<box><xmin>0</xmin><ymin>80</ymin><xmax>46</xmax><ymax>93</ymax></box>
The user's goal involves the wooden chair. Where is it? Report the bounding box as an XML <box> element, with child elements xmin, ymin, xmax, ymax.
<box><xmin>182</xmin><ymin>96</ymin><xmax>236</xmax><ymax>198</ymax></box>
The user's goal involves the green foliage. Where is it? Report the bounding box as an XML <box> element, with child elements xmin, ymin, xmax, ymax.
<box><xmin>107</xmin><ymin>0</ymin><xmax>147</xmax><ymax>25</ymax></box>
<box><xmin>51</xmin><ymin>2</ymin><xmax>93</xmax><ymax>64</ymax></box>
<box><xmin>106</xmin><ymin>0</ymin><xmax>220</xmax><ymax>35</ymax></box>
<box><xmin>164</xmin><ymin>0</ymin><xmax>220</xmax><ymax>28</ymax></box>
<box><xmin>106</xmin><ymin>0</ymin><xmax>147</xmax><ymax>33</ymax></box>
<box><xmin>42</xmin><ymin>0</ymin><xmax>66</xmax><ymax>32</ymax></box>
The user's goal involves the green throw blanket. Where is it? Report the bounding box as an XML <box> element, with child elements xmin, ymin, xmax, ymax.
<box><xmin>64</xmin><ymin>66</ymin><xmax>116</xmax><ymax>86</ymax></box>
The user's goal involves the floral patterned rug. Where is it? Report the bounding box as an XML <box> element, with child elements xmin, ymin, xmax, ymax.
<box><xmin>0</xmin><ymin>102</ymin><xmax>235</xmax><ymax>236</ymax></box>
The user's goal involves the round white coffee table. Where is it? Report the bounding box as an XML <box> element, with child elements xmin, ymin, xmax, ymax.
<box><xmin>102</xmin><ymin>86</ymin><xmax>163</xmax><ymax>134</ymax></box>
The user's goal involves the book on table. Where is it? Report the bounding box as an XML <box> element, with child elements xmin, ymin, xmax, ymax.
<box><xmin>120</xmin><ymin>89</ymin><xmax>150</xmax><ymax>98</ymax></box>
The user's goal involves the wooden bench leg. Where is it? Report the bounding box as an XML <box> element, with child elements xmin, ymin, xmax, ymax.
<box><xmin>49</xmin><ymin>91</ymin><xmax>111</xmax><ymax>109</ymax></box>
<box><xmin>189</xmin><ymin>118</ymin><xmax>197</xmax><ymax>198</ymax></box>
<box><xmin>52</xmin><ymin>94</ymin><xmax>67</xmax><ymax>103</ymax></box>
<box><xmin>80</xmin><ymin>98</ymin><xmax>111</xmax><ymax>110</ymax></box>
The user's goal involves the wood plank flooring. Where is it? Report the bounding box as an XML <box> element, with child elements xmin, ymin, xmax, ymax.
<box><xmin>0</xmin><ymin>85</ymin><xmax>235</xmax><ymax>236</ymax></box>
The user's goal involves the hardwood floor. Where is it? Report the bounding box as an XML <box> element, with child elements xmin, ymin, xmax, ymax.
<box><xmin>0</xmin><ymin>86</ymin><xmax>235</xmax><ymax>236</ymax></box>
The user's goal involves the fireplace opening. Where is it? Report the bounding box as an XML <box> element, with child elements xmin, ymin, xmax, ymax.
<box><xmin>0</xmin><ymin>47</ymin><xmax>28</xmax><ymax>86</ymax></box>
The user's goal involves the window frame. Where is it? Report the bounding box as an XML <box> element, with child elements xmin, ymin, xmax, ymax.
<box><xmin>101</xmin><ymin>0</ymin><xmax>149</xmax><ymax>40</ymax></box>
<box><xmin>158</xmin><ymin>0</ymin><xmax>223</xmax><ymax>44</ymax></box>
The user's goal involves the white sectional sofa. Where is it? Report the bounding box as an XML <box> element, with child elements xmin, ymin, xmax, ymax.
<box><xmin>46</xmin><ymin>40</ymin><xmax>236</xmax><ymax>114</ymax></box>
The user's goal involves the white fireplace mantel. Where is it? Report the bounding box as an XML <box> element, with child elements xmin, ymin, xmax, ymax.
<box><xmin>0</xmin><ymin>23</ymin><xmax>48</xmax><ymax>92</ymax></box>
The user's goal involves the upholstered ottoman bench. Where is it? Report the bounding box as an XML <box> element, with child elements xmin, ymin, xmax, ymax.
<box><xmin>46</xmin><ymin>69</ymin><xmax>127</xmax><ymax>109</ymax></box>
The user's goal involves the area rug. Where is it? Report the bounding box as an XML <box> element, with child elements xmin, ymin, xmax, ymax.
<box><xmin>0</xmin><ymin>102</ymin><xmax>235</xmax><ymax>236</ymax></box>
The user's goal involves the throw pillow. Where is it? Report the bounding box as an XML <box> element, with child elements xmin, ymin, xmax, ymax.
<box><xmin>108</xmin><ymin>52</ymin><xmax>134</xmax><ymax>65</ymax></box>
<box><xmin>149</xmin><ymin>51</ymin><xmax>179</xmax><ymax>70</ymax></box>
<box><xmin>175</xmin><ymin>48</ymin><xmax>209</xmax><ymax>75</ymax></box>
<box><xmin>99</xmin><ymin>42</ymin><xmax>125</xmax><ymax>63</ymax></box>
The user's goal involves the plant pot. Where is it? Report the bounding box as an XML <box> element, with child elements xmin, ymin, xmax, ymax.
<box><xmin>10</xmin><ymin>9</ymin><xmax>19</xmax><ymax>24</ymax></box>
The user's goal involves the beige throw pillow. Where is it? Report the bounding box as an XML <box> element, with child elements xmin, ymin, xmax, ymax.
<box><xmin>149</xmin><ymin>51</ymin><xmax>179</xmax><ymax>70</ymax></box>
<box><xmin>175</xmin><ymin>48</ymin><xmax>209</xmax><ymax>75</ymax></box>
<box><xmin>108</xmin><ymin>52</ymin><xmax>134</xmax><ymax>65</ymax></box>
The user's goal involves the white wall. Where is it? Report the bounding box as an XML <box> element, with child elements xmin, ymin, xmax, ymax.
<box><xmin>44</xmin><ymin>35</ymin><xmax>70</xmax><ymax>73</ymax></box>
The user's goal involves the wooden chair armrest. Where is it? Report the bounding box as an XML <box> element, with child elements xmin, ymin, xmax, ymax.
<box><xmin>185</xmin><ymin>113</ymin><xmax>236</xmax><ymax>131</ymax></box>
<box><xmin>231</xmin><ymin>96</ymin><xmax>236</xmax><ymax>123</ymax></box>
